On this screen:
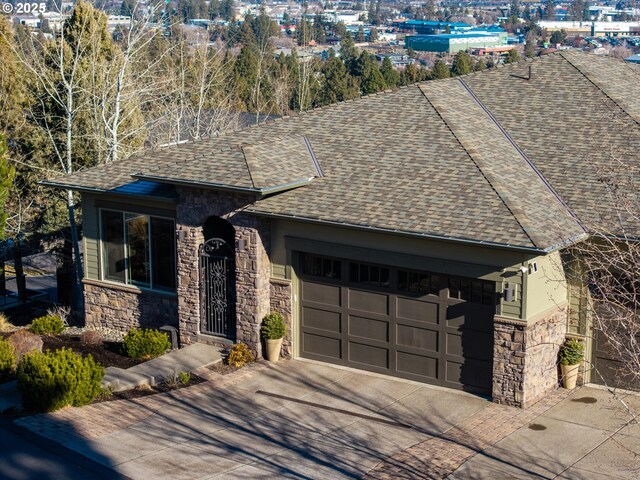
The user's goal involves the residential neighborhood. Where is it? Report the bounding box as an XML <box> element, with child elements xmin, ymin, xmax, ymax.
<box><xmin>1</xmin><ymin>0</ymin><xmax>640</xmax><ymax>479</ymax></box>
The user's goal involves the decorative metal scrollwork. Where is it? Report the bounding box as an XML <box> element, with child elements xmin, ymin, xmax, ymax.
<box><xmin>199</xmin><ymin>237</ymin><xmax>235</xmax><ymax>338</ymax></box>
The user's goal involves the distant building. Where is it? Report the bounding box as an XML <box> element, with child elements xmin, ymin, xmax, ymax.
<box><xmin>398</xmin><ymin>19</ymin><xmax>472</xmax><ymax>34</ymax></box>
<box><xmin>538</xmin><ymin>21</ymin><xmax>640</xmax><ymax>36</ymax></box>
<box><xmin>405</xmin><ymin>32</ymin><xmax>504</xmax><ymax>53</ymax></box>
<box><xmin>375</xmin><ymin>53</ymin><xmax>416</xmax><ymax>67</ymax></box>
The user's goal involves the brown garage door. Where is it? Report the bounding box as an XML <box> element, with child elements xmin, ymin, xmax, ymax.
<box><xmin>299</xmin><ymin>253</ymin><xmax>495</xmax><ymax>394</ymax></box>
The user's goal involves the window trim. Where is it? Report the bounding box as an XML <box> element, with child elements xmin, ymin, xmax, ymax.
<box><xmin>98</xmin><ymin>208</ymin><xmax>177</xmax><ymax>293</ymax></box>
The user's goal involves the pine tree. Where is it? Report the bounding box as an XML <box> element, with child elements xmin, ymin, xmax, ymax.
<box><xmin>431</xmin><ymin>59</ymin><xmax>450</xmax><ymax>79</ymax></box>
<box><xmin>451</xmin><ymin>51</ymin><xmax>472</xmax><ymax>76</ymax></box>
<box><xmin>510</xmin><ymin>0</ymin><xmax>520</xmax><ymax>19</ymax></box>
<box><xmin>504</xmin><ymin>49</ymin><xmax>521</xmax><ymax>63</ymax></box>
<box><xmin>0</xmin><ymin>134</ymin><xmax>14</xmax><ymax>241</ymax></box>
<box><xmin>356</xmin><ymin>25</ymin><xmax>366</xmax><ymax>43</ymax></box>
<box><xmin>380</xmin><ymin>56</ymin><xmax>400</xmax><ymax>87</ymax></box>
<box><xmin>544</xmin><ymin>0</ymin><xmax>555</xmax><ymax>20</ymax></box>
<box><xmin>369</xmin><ymin>27</ymin><xmax>378</xmax><ymax>42</ymax></box>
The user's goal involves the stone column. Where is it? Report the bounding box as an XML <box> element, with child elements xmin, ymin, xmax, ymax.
<box><xmin>493</xmin><ymin>304</ymin><xmax>567</xmax><ymax>408</ymax></box>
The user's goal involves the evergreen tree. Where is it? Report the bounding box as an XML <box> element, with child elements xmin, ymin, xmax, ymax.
<box><xmin>380</xmin><ymin>56</ymin><xmax>400</xmax><ymax>87</ymax></box>
<box><xmin>208</xmin><ymin>0</ymin><xmax>220</xmax><ymax>19</ymax></box>
<box><xmin>0</xmin><ymin>134</ymin><xmax>14</xmax><ymax>241</ymax></box>
<box><xmin>431</xmin><ymin>59</ymin><xmax>450</xmax><ymax>79</ymax></box>
<box><xmin>451</xmin><ymin>51</ymin><xmax>472</xmax><ymax>76</ymax></box>
<box><xmin>523</xmin><ymin>5</ymin><xmax>531</xmax><ymax>21</ymax></box>
<box><xmin>320</xmin><ymin>57</ymin><xmax>356</xmax><ymax>104</ymax></box>
<box><xmin>220</xmin><ymin>0</ymin><xmax>234</xmax><ymax>21</ymax></box>
<box><xmin>355</xmin><ymin>52</ymin><xmax>386</xmax><ymax>95</ymax></box>
<box><xmin>510</xmin><ymin>0</ymin><xmax>520</xmax><ymax>19</ymax></box>
<box><xmin>356</xmin><ymin>25</ymin><xmax>366</xmax><ymax>42</ymax></box>
<box><xmin>120</xmin><ymin>0</ymin><xmax>136</xmax><ymax>17</ymax></box>
<box><xmin>369</xmin><ymin>27</ymin><xmax>378</xmax><ymax>42</ymax></box>
<box><xmin>340</xmin><ymin>30</ymin><xmax>357</xmax><ymax>73</ymax></box>
<box><xmin>504</xmin><ymin>49</ymin><xmax>521</xmax><ymax>63</ymax></box>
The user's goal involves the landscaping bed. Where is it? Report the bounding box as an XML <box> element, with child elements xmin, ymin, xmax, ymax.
<box><xmin>94</xmin><ymin>374</ymin><xmax>205</xmax><ymax>403</ymax></box>
<box><xmin>41</xmin><ymin>334</ymin><xmax>144</xmax><ymax>370</ymax></box>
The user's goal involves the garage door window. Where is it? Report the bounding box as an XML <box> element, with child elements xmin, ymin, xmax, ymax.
<box><xmin>302</xmin><ymin>254</ymin><xmax>341</xmax><ymax>280</ymax></box>
<box><xmin>349</xmin><ymin>262</ymin><xmax>390</xmax><ymax>288</ymax></box>
<box><xmin>397</xmin><ymin>269</ymin><xmax>440</xmax><ymax>296</ymax></box>
<box><xmin>449</xmin><ymin>277</ymin><xmax>495</xmax><ymax>305</ymax></box>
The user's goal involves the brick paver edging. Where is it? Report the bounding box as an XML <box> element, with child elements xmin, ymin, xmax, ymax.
<box><xmin>363</xmin><ymin>387</ymin><xmax>574</xmax><ymax>480</ymax></box>
<box><xmin>14</xmin><ymin>361</ymin><xmax>269</xmax><ymax>444</ymax></box>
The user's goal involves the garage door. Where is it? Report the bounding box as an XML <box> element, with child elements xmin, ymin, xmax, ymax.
<box><xmin>299</xmin><ymin>253</ymin><xmax>496</xmax><ymax>394</ymax></box>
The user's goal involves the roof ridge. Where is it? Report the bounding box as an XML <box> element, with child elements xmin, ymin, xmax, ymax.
<box><xmin>416</xmin><ymin>81</ymin><xmax>536</xmax><ymax>248</ymax></box>
<box><xmin>560</xmin><ymin>50</ymin><xmax>640</xmax><ymax>128</ymax></box>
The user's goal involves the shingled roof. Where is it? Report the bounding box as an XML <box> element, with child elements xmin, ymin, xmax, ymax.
<box><xmin>45</xmin><ymin>51</ymin><xmax>640</xmax><ymax>252</ymax></box>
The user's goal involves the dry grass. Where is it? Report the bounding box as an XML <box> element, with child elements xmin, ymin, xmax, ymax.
<box><xmin>0</xmin><ymin>313</ymin><xmax>15</xmax><ymax>332</ymax></box>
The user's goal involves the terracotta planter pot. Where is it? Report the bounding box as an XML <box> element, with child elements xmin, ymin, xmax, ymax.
<box><xmin>561</xmin><ymin>363</ymin><xmax>580</xmax><ymax>389</ymax></box>
<box><xmin>265</xmin><ymin>338</ymin><xmax>283</xmax><ymax>362</ymax></box>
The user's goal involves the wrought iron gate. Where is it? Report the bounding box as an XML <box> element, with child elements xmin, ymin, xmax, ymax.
<box><xmin>199</xmin><ymin>238</ymin><xmax>235</xmax><ymax>338</ymax></box>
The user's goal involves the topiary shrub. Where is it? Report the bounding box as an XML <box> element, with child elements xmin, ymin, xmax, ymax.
<box><xmin>226</xmin><ymin>343</ymin><xmax>255</xmax><ymax>368</ymax></box>
<box><xmin>122</xmin><ymin>328</ymin><xmax>171</xmax><ymax>360</ymax></box>
<box><xmin>559</xmin><ymin>338</ymin><xmax>584</xmax><ymax>366</ymax></box>
<box><xmin>17</xmin><ymin>348</ymin><xmax>105</xmax><ymax>412</ymax></box>
<box><xmin>261</xmin><ymin>312</ymin><xmax>286</xmax><ymax>340</ymax></box>
<box><xmin>30</xmin><ymin>315</ymin><xmax>64</xmax><ymax>335</ymax></box>
<box><xmin>0</xmin><ymin>338</ymin><xmax>17</xmax><ymax>381</ymax></box>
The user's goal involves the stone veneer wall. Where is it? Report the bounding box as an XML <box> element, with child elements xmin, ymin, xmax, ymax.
<box><xmin>493</xmin><ymin>304</ymin><xmax>567</xmax><ymax>408</ymax></box>
<box><xmin>175</xmin><ymin>187</ymin><xmax>271</xmax><ymax>357</ymax></box>
<box><xmin>270</xmin><ymin>278</ymin><xmax>293</xmax><ymax>358</ymax></box>
<box><xmin>84</xmin><ymin>280</ymin><xmax>178</xmax><ymax>332</ymax></box>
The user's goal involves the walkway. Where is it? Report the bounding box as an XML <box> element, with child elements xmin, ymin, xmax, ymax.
<box><xmin>12</xmin><ymin>360</ymin><xmax>640</xmax><ymax>479</ymax></box>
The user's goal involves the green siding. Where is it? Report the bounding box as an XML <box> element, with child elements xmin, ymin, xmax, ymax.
<box><xmin>524</xmin><ymin>251</ymin><xmax>569</xmax><ymax>320</ymax></box>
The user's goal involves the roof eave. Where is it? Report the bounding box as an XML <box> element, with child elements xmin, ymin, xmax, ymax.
<box><xmin>246</xmin><ymin>209</ymin><xmax>549</xmax><ymax>254</ymax></box>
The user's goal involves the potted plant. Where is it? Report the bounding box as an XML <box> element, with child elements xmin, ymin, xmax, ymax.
<box><xmin>261</xmin><ymin>312</ymin><xmax>286</xmax><ymax>362</ymax></box>
<box><xmin>559</xmin><ymin>338</ymin><xmax>584</xmax><ymax>389</ymax></box>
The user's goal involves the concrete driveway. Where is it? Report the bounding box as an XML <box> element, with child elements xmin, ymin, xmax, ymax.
<box><xmin>13</xmin><ymin>359</ymin><xmax>640</xmax><ymax>479</ymax></box>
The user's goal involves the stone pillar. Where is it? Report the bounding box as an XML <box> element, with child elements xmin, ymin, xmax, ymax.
<box><xmin>175</xmin><ymin>187</ymin><xmax>272</xmax><ymax>356</ymax></box>
<box><xmin>270</xmin><ymin>278</ymin><xmax>293</xmax><ymax>358</ymax></box>
<box><xmin>493</xmin><ymin>304</ymin><xmax>567</xmax><ymax>408</ymax></box>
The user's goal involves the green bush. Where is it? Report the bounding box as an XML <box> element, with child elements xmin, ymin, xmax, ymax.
<box><xmin>17</xmin><ymin>348</ymin><xmax>105</xmax><ymax>412</ymax></box>
<box><xmin>559</xmin><ymin>338</ymin><xmax>584</xmax><ymax>366</ymax></box>
<box><xmin>122</xmin><ymin>328</ymin><xmax>171</xmax><ymax>359</ymax></box>
<box><xmin>30</xmin><ymin>315</ymin><xmax>64</xmax><ymax>335</ymax></box>
<box><xmin>178</xmin><ymin>371</ymin><xmax>191</xmax><ymax>385</ymax></box>
<box><xmin>0</xmin><ymin>338</ymin><xmax>16</xmax><ymax>381</ymax></box>
<box><xmin>226</xmin><ymin>343</ymin><xmax>255</xmax><ymax>368</ymax></box>
<box><xmin>261</xmin><ymin>312</ymin><xmax>286</xmax><ymax>340</ymax></box>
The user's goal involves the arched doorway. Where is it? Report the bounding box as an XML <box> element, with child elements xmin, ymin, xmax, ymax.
<box><xmin>199</xmin><ymin>217</ymin><xmax>236</xmax><ymax>339</ymax></box>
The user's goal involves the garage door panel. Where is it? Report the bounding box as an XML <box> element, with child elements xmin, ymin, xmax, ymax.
<box><xmin>348</xmin><ymin>289</ymin><xmax>389</xmax><ymax>315</ymax></box>
<box><xmin>397</xmin><ymin>351</ymin><xmax>438</xmax><ymax>380</ymax></box>
<box><xmin>303</xmin><ymin>333</ymin><xmax>342</xmax><ymax>361</ymax></box>
<box><xmin>349</xmin><ymin>341</ymin><xmax>389</xmax><ymax>369</ymax></box>
<box><xmin>446</xmin><ymin>304</ymin><xmax>494</xmax><ymax>332</ymax></box>
<box><xmin>397</xmin><ymin>324</ymin><xmax>438</xmax><ymax>352</ymax></box>
<box><xmin>302</xmin><ymin>281</ymin><xmax>341</xmax><ymax>306</ymax></box>
<box><xmin>446</xmin><ymin>331</ymin><xmax>493</xmax><ymax>360</ymax></box>
<box><xmin>445</xmin><ymin>359</ymin><xmax>492</xmax><ymax>391</ymax></box>
<box><xmin>300</xmin><ymin>253</ymin><xmax>493</xmax><ymax>395</ymax></box>
<box><xmin>348</xmin><ymin>315</ymin><xmax>388</xmax><ymax>342</ymax></box>
<box><xmin>302</xmin><ymin>306</ymin><xmax>341</xmax><ymax>334</ymax></box>
<box><xmin>396</xmin><ymin>297</ymin><xmax>439</xmax><ymax>324</ymax></box>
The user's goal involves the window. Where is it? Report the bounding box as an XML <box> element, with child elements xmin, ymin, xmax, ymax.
<box><xmin>349</xmin><ymin>262</ymin><xmax>390</xmax><ymax>288</ymax></box>
<box><xmin>397</xmin><ymin>269</ymin><xmax>440</xmax><ymax>295</ymax></box>
<box><xmin>101</xmin><ymin>210</ymin><xmax>176</xmax><ymax>291</ymax></box>
<box><xmin>448</xmin><ymin>276</ymin><xmax>495</xmax><ymax>305</ymax></box>
<box><xmin>302</xmin><ymin>254</ymin><xmax>341</xmax><ymax>280</ymax></box>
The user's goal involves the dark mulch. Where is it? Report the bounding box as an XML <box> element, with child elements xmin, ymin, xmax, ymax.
<box><xmin>40</xmin><ymin>335</ymin><xmax>145</xmax><ymax>370</ymax></box>
<box><xmin>207</xmin><ymin>361</ymin><xmax>242</xmax><ymax>375</ymax></box>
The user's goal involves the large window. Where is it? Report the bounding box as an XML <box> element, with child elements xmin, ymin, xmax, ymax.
<box><xmin>101</xmin><ymin>210</ymin><xmax>176</xmax><ymax>291</ymax></box>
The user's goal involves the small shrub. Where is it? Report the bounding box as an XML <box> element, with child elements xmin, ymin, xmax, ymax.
<box><xmin>226</xmin><ymin>343</ymin><xmax>255</xmax><ymax>368</ymax></box>
<box><xmin>17</xmin><ymin>348</ymin><xmax>105</xmax><ymax>412</ymax></box>
<box><xmin>46</xmin><ymin>306</ymin><xmax>70</xmax><ymax>326</ymax></box>
<box><xmin>122</xmin><ymin>328</ymin><xmax>171</xmax><ymax>360</ymax></box>
<box><xmin>178</xmin><ymin>371</ymin><xmax>191</xmax><ymax>385</ymax></box>
<box><xmin>0</xmin><ymin>338</ymin><xmax>17</xmax><ymax>381</ymax></box>
<box><xmin>7</xmin><ymin>329</ymin><xmax>43</xmax><ymax>361</ymax></box>
<box><xmin>559</xmin><ymin>338</ymin><xmax>584</xmax><ymax>366</ymax></box>
<box><xmin>80</xmin><ymin>330</ymin><xmax>104</xmax><ymax>345</ymax></box>
<box><xmin>261</xmin><ymin>312</ymin><xmax>286</xmax><ymax>340</ymax></box>
<box><xmin>30</xmin><ymin>315</ymin><xmax>64</xmax><ymax>335</ymax></box>
<box><xmin>0</xmin><ymin>313</ymin><xmax>14</xmax><ymax>332</ymax></box>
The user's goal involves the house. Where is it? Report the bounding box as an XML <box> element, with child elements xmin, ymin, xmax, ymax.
<box><xmin>43</xmin><ymin>51</ymin><xmax>640</xmax><ymax>408</ymax></box>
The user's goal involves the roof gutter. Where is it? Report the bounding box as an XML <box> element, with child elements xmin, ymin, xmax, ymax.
<box><xmin>131</xmin><ymin>173</ymin><xmax>313</xmax><ymax>196</ymax></box>
<box><xmin>246</xmin><ymin>209</ymin><xmax>550</xmax><ymax>255</ymax></box>
<box><xmin>39</xmin><ymin>180</ymin><xmax>108</xmax><ymax>194</ymax></box>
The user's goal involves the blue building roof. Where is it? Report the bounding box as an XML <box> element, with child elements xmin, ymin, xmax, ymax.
<box><xmin>402</xmin><ymin>20</ymin><xmax>471</xmax><ymax>29</ymax></box>
<box><xmin>409</xmin><ymin>33</ymin><xmax>499</xmax><ymax>40</ymax></box>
